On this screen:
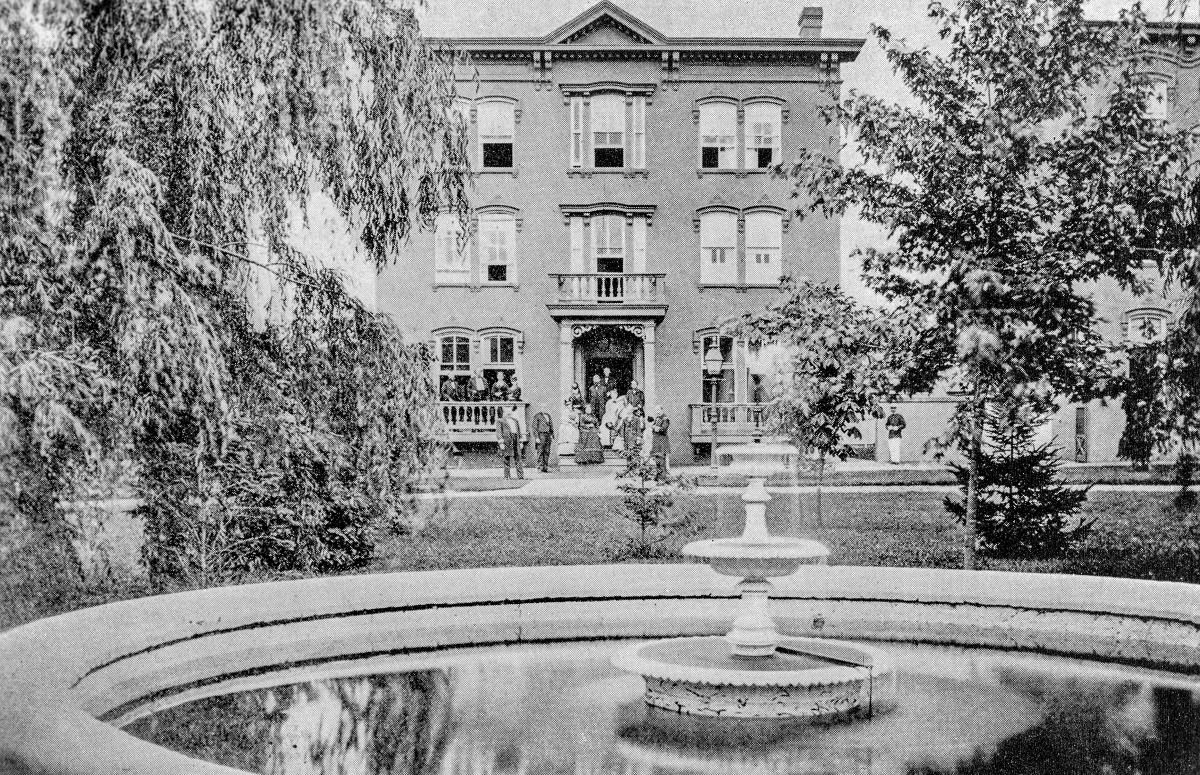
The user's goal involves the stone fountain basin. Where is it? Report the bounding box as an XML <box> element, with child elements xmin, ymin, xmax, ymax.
<box><xmin>682</xmin><ymin>537</ymin><xmax>829</xmax><ymax>578</ymax></box>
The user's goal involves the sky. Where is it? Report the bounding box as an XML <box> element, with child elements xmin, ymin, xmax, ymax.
<box><xmin>417</xmin><ymin>0</ymin><xmax>1188</xmax><ymax>303</ymax></box>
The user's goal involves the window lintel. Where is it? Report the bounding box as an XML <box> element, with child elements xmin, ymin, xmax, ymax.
<box><xmin>476</xmin><ymin>204</ymin><xmax>523</xmax><ymax>232</ymax></box>
<box><xmin>693</xmin><ymin>96</ymin><xmax>740</xmax><ymax>124</ymax></box>
<box><xmin>743</xmin><ymin>204</ymin><xmax>791</xmax><ymax>233</ymax></box>
<box><xmin>560</xmin><ymin>82</ymin><xmax>656</xmax><ymax>104</ymax></box>
<box><xmin>742</xmin><ymin>95</ymin><xmax>789</xmax><ymax>123</ymax></box>
<box><xmin>693</xmin><ymin>205</ymin><xmax>741</xmax><ymax>232</ymax></box>
<box><xmin>474</xmin><ymin>95</ymin><xmax>522</xmax><ymax>124</ymax></box>
<box><xmin>560</xmin><ymin>202</ymin><xmax>656</xmax><ymax>226</ymax></box>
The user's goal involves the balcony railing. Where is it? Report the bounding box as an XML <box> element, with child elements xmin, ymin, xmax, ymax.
<box><xmin>551</xmin><ymin>273</ymin><xmax>666</xmax><ymax>304</ymax></box>
<box><xmin>440</xmin><ymin>401</ymin><xmax>528</xmax><ymax>443</ymax></box>
<box><xmin>688</xmin><ymin>403</ymin><xmax>769</xmax><ymax>442</ymax></box>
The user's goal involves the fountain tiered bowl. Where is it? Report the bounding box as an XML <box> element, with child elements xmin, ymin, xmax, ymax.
<box><xmin>612</xmin><ymin>439</ymin><xmax>895</xmax><ymax>720</ymax></box>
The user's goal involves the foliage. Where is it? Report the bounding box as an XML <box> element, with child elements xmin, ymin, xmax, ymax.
<box><xmin>945</xmin><ymin>404</ymin><xmax>1092</xmax><ymax>558</ymax></box>
<box><xmin>1</xmin><ymin>0</ymin><xmax>470</xmax><ymax>587</ymax></box>
<box><xmin>1115</xmin><ymin>342</ymin><xmax>1161</xmax><ymax>470</ymax></box>
<box><xmin>1172</xmin><ymin>452</ymin><xmax>1197</xmax><ymax>512</ymax></box>
<box><xmin>727</xmin><ymin>280</ymin><xmax>905</xmax><ymax>462</ymax></box>
<box><xmin>784</xmin><ymin>0</ymin><xmax>1191</xmax><ymax>567</ymax></box>
<box><xmin>613</xmin><ymin>454</ymin><xmax>699</xmax><ymax>560</ymax></box>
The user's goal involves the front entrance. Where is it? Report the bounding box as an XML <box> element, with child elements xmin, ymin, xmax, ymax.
<box><xmin>575</xmin><ymin>326</ymin><xmax>642</xmax><ymax>397</ymax></box>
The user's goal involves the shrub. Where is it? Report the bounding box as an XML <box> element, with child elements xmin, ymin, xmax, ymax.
<box><xmin>612</xmin><ymin>454</ymin><xmax>699</xmax><ymax>560</ymax></box>
<box><xmin>946</xmin><ymin>405</ymin><xmax>1092</xmax><ymax>559</ymax></box>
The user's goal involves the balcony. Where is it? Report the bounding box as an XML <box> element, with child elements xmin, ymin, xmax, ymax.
<box><xmin>688</xmin><ymin>403</ymin><xmax>769</xmax><ymax>444</ymax></box>
<box><xmin>440</xmin><ymin>401</ymin><xmax>528</xmax><ymax>444</ymax></box>
<box><xmin>547</xmin><ymin>273</ymin><xmax>668</xmax><ymax>319</ymax></box>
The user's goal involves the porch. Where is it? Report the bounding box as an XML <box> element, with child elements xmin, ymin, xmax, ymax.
<box><xmin>688</xmin><ymin>403</ymin><xmax>769</xmax><ymax>444</ymax></box>
<box><xmin>441</xmin><ymin>401</ymin><xmax>528</xmax><ymax>444</ymax></box>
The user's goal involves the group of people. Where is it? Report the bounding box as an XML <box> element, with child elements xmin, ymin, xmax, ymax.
<box><xmin>495</xmin><ymin>402</ymin><xmax>556</xmax><ymax>479</ymax></box>
<box><xmin>441</xmin><ymin>370</ymin><xmax>521</xmax><ymax>403</ymax></box>
<box><xmin>560</xmin><ymin>368</ymin><xmax>670</xmax><ymax>475</ymax></box>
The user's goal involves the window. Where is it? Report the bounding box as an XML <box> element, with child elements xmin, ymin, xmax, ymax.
<box><xmin>571</xmin><ymin>97</ymin><xmax>584</xmax><ymax>168</ymax></box>
<box><xmin>479</xmin><ymin>213</ymin><xmax>515</xmax><ymax>284</ymax></box>
<box><xmin>591</xmin><ymin>94</ymin><xmax>625</xmax><ymax>168</ymax></box>
<box><xmin>434</xmin><ymin>214</ymin><xmax>469</xmax><ymax>285</ymax></box>
<box><xmin>593</xmin><ymin>214</ymin><xmax>625</xmax><ymax>273</ymax></box>
<box><xmin>477</xmin><ymin>100</ymin><xmax>514</xmax><ymax>168</ymax></box>
<box><xmin>438</xmin><ymin>334</ymin><xmax>471</xmax><ymax>398</ymax></box>
<box><xmin>482</xmin><ymin>331</ymin><xmax>518</xmax><ymax>388</ymax></box>
<box><xmin>699</xmin><ymin>102</ymin><xmax>736</xmax><ymax>169</ymax></box>
<box><xmin>699</xmin><ymin>211</ymin><xmax>738</xmax><ymax>284</ymax></box>
<box><xmin>744</xmin><ymin>102</ymin><xmax>781</xmax><ymax>168</ymax></box>
<box><xmin>700</xmin><ymin>335</ymin><xmax>736</xmax><ymax>403</ymax></box>
<box><xmin>1125</xmin><ymin>309</ymin><xmax>1169</xmax><ymax>343</ymax></box>
<box><xmin>1144</xmin><ymin>79</ymin><xmax>1171</xmax><ymax>123</ymax></box>
<box><xmin>744</xmin><ymin>211</ymin><xmax>782</xmax><ymax>285</ymax></box>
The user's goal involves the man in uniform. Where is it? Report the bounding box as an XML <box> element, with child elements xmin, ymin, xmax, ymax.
<box><xmin>531</xmin><ymin>403</ymin><xmax>555</xmax><ymax>472</ymax></box>
<box><xmin>885</xmin><ymin>405</ymin><xmax>907</xmax><ymax>464</ymax></box>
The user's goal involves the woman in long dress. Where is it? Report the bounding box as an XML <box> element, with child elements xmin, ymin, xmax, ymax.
<box><xmin>575</xmin><ymin>409</ymin><xmax>605</xmax><ymax>464</ymax></box>
<box><xmin>558</xmin><ymin>405</ymin><xmax>580</xmax><ymax>456</ymax></box>
<box><xmin>601</xmin><ymin>389</ymin><xmax>624</xmax><ymax>448</ymax></box>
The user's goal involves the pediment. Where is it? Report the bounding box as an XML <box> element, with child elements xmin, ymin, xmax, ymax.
<box><xmin>546</xmin><ymin>2</ymin><xmax>665</xmax><ymax>45</ymax></box>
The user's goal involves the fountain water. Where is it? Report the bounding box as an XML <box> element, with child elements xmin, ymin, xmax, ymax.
<box><xmin>612</xmin><ymin>438</ymin><xmax>895</xmax><ymax>719</ymax></box>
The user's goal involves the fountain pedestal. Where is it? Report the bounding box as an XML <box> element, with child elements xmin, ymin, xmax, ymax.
<box><xmin>612</xmin><ymin>440</ymin><xmax>895</xmax><ymax>720</ymax></box>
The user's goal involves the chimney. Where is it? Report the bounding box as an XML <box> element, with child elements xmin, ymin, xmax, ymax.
<box><xmin>799</xmin><ymin>6</ymin><xmax>823</xmax><ymax>39</ymax></box>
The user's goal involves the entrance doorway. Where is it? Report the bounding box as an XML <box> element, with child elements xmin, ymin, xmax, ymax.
<box><xmin>575</xmin><ymin>326</ymin><xmax>642</xmax><ymax>398</ymax></box>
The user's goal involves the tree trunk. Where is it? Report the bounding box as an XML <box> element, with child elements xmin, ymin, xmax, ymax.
<box><xmin>816</xmin><ymin>451</ymin><xmax>826</xmax><ymax>528</ymax></box>
<box><xmin>964</xmin><ymin>399</ymin><xmax>984</xmax><ymax>570</ymax></box>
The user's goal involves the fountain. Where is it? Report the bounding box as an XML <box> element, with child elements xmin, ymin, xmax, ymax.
<box><xmin>612</xmin><ymin>438</ymin><xmax>895</xmax><ymax>719</ymax></box>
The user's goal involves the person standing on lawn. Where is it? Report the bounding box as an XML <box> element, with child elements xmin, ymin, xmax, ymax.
<box><xmin>885</xmin><ymin>405</ymin><xmax>906</xmax><ymax>464</ymax></box>
<box><xmin>496</xmin><ymin>405</ymin><xmax>523</xmax><ymax>479</ymax></box>
<box><xmin>532</xmin><ymin>403</ymin><xmax>555</xmax><ymax>472</ymax></box>
<box><xmin>649</xmin><ymin>405</ymin><xmax>670</xmax><ymax>479</ymax></box>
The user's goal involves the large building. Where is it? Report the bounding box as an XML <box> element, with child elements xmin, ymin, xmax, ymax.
<box><xmin>377</xmin><ymin>1</ymin><xmax>864</xmax><ymax>464</ymax></box>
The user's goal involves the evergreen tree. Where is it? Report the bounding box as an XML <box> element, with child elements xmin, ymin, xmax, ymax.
<box><xmin>945</xmin><ymin>405</ymin><xmax>1093</xmax><ymax>559</ymax></box>
<box><xmin>1117</xmin><ymin>343</ymin><xmax>1161</xmax><ymax>471</ymax></box>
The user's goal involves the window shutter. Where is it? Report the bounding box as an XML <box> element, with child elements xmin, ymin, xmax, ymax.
<box><xmin>633</xmin><ymin>97</ymin><xmax>646</xmax><ymax>170</ymax></box>
<box><xmin>570</xmin><ymin>97</ymin><xmax>583</xmax><ymax>168</ymax></box>
<box><xmin>570</xmin><ymin>216</ymin><xmax>584</xmax><ymax>272</ymax></box>
<box><xmin>632</xmin><ymin>216</ymin><xmax>647</xmax><ymax>272</ymax></box>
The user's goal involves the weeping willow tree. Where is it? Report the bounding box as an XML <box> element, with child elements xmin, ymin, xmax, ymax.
<box><xmin>1</xmin><ymin>0</ymin><xmax>471</xmax><ymax>592</ymax></box>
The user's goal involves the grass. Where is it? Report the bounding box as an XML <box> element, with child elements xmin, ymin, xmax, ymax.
<box><xmin>383</xmin><ymin>490</ymin><xmax>1200</xmax><ymax>579</ymax></box>
<box><xmin>4</xmin><ymin>490</ymin><xmax>1195</xmax><ymax>633</ymax></box>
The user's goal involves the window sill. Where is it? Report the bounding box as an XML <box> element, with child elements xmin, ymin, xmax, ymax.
<box><xmin>567</xmin><ymin>169</ymin><xmax>649</xmax><ymax>178</ymax></box>
<box><xmin>697</xmin><ymin>283</ymin><xmax>783</xmax><ymax>292</ymax></box>
<box><xmin>696</xmin><ymin>168</ymin><xmax>771</xmax><ymax>177</ymax></box>
<box><xmin>433</xmin><ymin>282</ymin><xmax>473</xmax><ymax>290</ymax></box>
<box><xmin>480</xmin><ymin>282</ymin><xmax>519</xmax><ymax>291</ymax></box>
<box><xmin>478</xmin><ymin>166</ymin><xmax>519</xmax><ymax>177</ymax></box>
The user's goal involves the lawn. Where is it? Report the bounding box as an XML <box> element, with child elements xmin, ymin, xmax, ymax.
<box><xmin>383</xmin><ymin>490</ymin><xmax>1200</xmax><ymax>581</ymax></box>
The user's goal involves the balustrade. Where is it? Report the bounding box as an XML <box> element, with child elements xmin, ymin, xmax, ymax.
<box><xmin>688</xmin><ymin>403</ymin><xmax>769</xmax><ymax>440</ymax></box>
<box><xmin>440</xmin><ymin>401</ymin><xmax>528</xmax><ymax>441</ymax></box>
<box><xmin>551</xmin><ymin>273</ymin><xmax>666</xmax><ymax>304</ymax></box>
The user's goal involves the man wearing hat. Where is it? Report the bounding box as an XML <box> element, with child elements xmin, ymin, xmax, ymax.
<box><xmin>531</xmin><ymin>402</ymin><xmax>555</xmax><ymax>473</ymax></box>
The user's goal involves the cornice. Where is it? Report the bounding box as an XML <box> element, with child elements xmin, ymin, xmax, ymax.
<box><xmin>428</xmin><ymin>39</ymin><xmax>866</xmax><ymax>63</ymax></box>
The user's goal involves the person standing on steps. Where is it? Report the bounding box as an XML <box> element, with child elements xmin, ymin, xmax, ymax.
<box><xmin>532</xmin><ymin>403</ymin><xmax>555</xmax><ymax>473</ymax></box>
<box><xmin>885</xmin><ymin>405</ymin><xmax>907</xmax><ymax>464</ymax></box>
<box><xmin>625</xmin><ymin>379</ymin><xmax>644</xmax><ymax>410</ymax></box>
<box><xmin>496</xmin><ymin>405</ymin><xmax>523</xmax><ymax>479</ymax></box>
<box><xmin>588</xmin><ymin>374</ymin><xmax>606</xmax><ymax>423</ymax></box>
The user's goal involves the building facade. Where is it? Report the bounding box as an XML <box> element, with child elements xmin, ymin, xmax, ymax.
<box><xmin>376</xmin><ymin>2</ymin><xmax>863</xmax><ymax>464</ymax></box>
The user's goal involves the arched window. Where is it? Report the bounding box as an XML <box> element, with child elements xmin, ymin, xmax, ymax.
<box><xmin>744</xmin><ymin>210</ymin><xmax>783</xmax><ymax>285</ymax></box>
<box><xmin>699</xmin><ymin>210</ymin><xmax>738</xmax><ymax>284</ymax></box>
<box><xmin>477</xmin><ymin>99</ymin><xmax>515</xmax><ymax>168</ymax></box>
<box><xmin>1124</xmin><ymin>308</ymin><xmax>1169</xmax><ymax>344</ymax></box>
<box><xmin>591</xmin><ymin>93</ymin><xmax>626</xmax><ymax>168</ymax></box>
<box><xmin>478</xmin><ymin>212</ymin><xmax>516</xmax><ymax>284</ymax></box>
<box><xmin>698</xmin><ymin>101</ymin><xmax>737</xmax><ymax>169</ymax></box>
<box><xmin>434</xmin><ymin>214</ymin><xmax>469</xmax><ymax>285</ymax></box>
<box><xmin>436</xmin><ymin>332</ymin><xmax>472</xmax><ymax>400</ymax></box>
<box><xmin>743</xmin><ymin>101</ymin><xmax>782</xmax><ymax>168</ymax></box>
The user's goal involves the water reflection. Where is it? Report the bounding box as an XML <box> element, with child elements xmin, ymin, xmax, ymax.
<box><xmin>124</xmin><ymin>644</ymin><xmax>1200</xmax><ymax>775</ymax></box>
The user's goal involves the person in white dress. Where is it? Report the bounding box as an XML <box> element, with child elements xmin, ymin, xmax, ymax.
<box><xmin>558</xmin><ymin>404</ymin><xmax>580</xmax><ymax>456</ymax></box>
<box><xmin>600</xmin><ymin>389</ymin><xmax>625</xmax><ymax>448</ymax></box>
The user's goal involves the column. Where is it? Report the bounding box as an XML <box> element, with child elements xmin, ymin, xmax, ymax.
<box><xmin>559</xmin><ymin>322</ymin><xmax>574</xmax><ymax>414</ymax></box>
<box><xmin>643</xmin><ymin>324</ymin><xmax>656</xmax><ymax>409</ymax></box>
